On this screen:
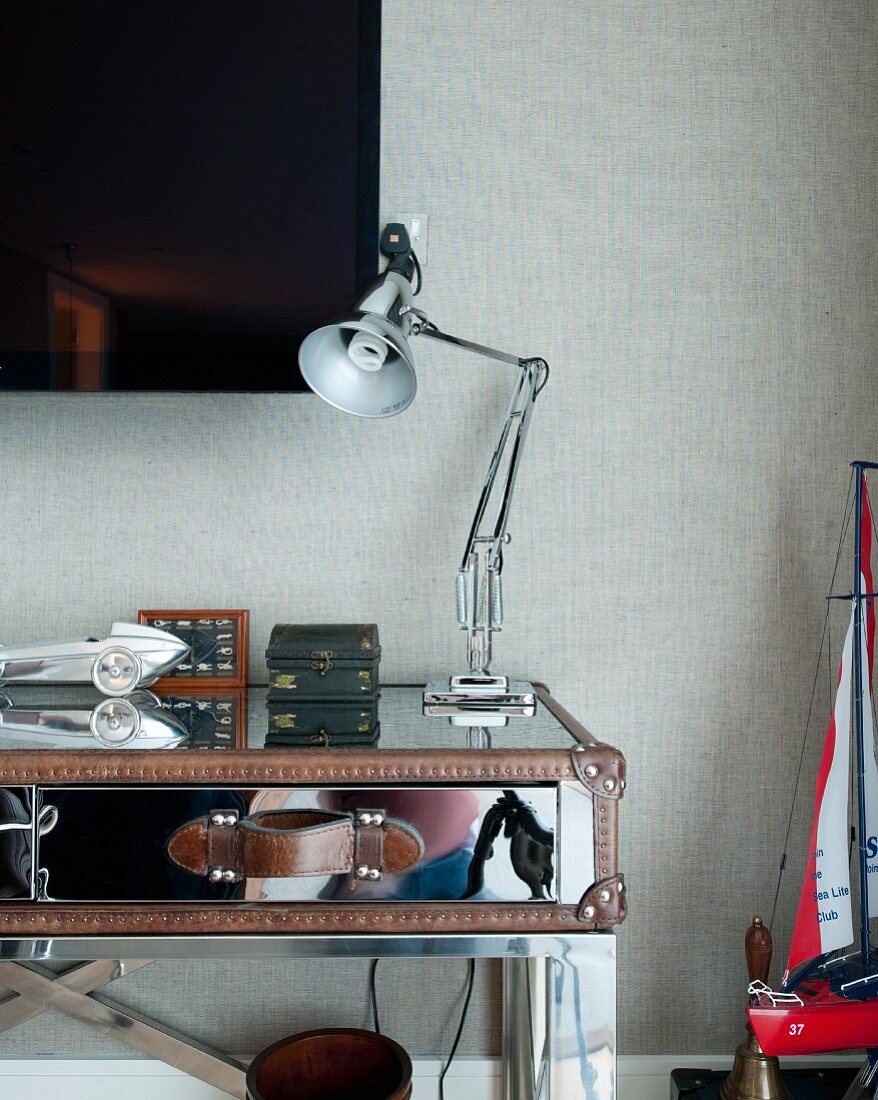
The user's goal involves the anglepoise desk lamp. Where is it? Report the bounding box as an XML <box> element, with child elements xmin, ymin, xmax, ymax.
<box><xmin>299</xmin><ymin>224</ymin><xmax>549</xmax><ymax>723</ymax></box>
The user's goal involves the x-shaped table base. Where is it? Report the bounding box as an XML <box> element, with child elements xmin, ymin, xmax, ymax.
<box><xmin>0</xmin><ymin>961</ymin><xmax>247</xmax><ymax>1098</ymax></box>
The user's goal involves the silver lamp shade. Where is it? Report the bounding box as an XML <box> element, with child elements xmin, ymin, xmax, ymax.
<box><xmin>298</xmin><ymin>270</ymin><xmax>417</xmax><ymax>418</ymax></box>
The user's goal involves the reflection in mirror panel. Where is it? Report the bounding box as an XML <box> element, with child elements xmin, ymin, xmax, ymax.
<box><xmin>0</xmin><ymin>0</ymin><xmax>380</xmax><ymax>391</ymax></box>
<box><xmin>0</xmin><ymin>788</ymin><xmax>35</xmax><ymax>900</ymax></box>
<box><xmin>0</xmin><ymin>685</ymin><xmax>582</xmax><ymax>753</ymax></box>
<box><xmin>558</xmin><ymin>780</ymin><xmax>596</xmax><ymax>904</ymax></box>
<box><xmin>0</xmin><ymin>698</ymin><xmax>188</xmax><ymax>749</ymax></box>
<box><xmin>33</xmin><ymin>786</ymin><xmax>556</xmax><ymax>905</ymax></box>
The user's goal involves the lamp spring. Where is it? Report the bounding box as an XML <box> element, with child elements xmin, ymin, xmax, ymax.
<box><xmin>488</xmin><ymin>570</ymin><xmax>503</xmax><ymax>628</ymax></box>
<box><xmin>456</xmin><ymin>571</ymin><xmax>468</xmax><ymax>628</ymax></box>
<box><xmin>457</xmin><ymin>568</ymin><xmax>503</xmax><ymax>629</ymax></box>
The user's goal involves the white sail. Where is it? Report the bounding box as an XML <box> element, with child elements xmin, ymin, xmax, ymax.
<box><xmin>786</xmin><ymin>613</ymin><xmax>855</xmax><ymax>976</ymax></box>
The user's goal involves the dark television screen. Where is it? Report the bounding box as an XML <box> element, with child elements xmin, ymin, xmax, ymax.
<box><xmin>0</xmin><ymin>0</ymin><xmax>380</xmax><ymax>391</ymax></box>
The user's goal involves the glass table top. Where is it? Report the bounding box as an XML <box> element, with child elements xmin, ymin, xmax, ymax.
<box><xmin>0</xmin><ymin>684</ymin><xmax>581</xmax><ymax>753</ymax></box>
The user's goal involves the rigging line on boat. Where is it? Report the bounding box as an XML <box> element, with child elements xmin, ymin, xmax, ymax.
<box><xmin>768</xmin><ymin>470</ymin><xmax>856</xmax><ymax>934</ymax></box>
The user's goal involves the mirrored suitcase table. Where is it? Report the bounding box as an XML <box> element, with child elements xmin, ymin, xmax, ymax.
<box><xmin>0</xmin><ymin>683</ymin><xmax>625</xmax><ymax>1100</ymax></box>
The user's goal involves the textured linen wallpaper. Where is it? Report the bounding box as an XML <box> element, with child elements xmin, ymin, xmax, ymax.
<box><xmin>0</xmin><ymin>0</ymin><xmax>875</xmax><ymax>1060</ymax></box>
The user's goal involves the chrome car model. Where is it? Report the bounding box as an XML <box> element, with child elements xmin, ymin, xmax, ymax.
<box><xmin>0</xmin><ymin>622</ymin><xmax>190</xmax><ymax>696</ymax></box>
<box><xmin>0</xmin><ymin>691</ymin><xmax>189</xmax><ymax>749</ymax></box>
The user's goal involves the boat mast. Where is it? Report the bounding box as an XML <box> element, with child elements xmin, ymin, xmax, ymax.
<box><xmin>852</xmin><ymin>459</ymin><xmax>877</xmax><ymax>972</ymax></box>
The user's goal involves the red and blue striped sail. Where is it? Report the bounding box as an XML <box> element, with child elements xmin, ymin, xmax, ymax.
<box><xmin>785</xmin><ymin>616</ymin><xmax>855</xmax><ymax>978</ymax></box>
<box><xmin>785</xmin><ymin>475</ymin><xmax>877</xmax><ymax>979</ymax></box>
<box><xmin>859</xmin><ymin>479</ymin><xmax>878</xmax><ymax>911</ymax></box>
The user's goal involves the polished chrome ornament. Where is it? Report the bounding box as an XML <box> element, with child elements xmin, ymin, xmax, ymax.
<box><xmin>91</xmin><ymin>647</ymin><xmax>141</xmax><ymax>695</ymax></box>
<box><xmin>0</xmin><ymin>623</ymin><xmax>190</xmax><ymax>696</ymax></box>
<box><xmin>0</xmin><ymin>691</ymin><xmax>188</xmax><ymax>749</ymax></box>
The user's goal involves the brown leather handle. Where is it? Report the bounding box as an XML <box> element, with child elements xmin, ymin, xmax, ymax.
<box><xmin>167</xmin><ymin>808</ymin><xmax>424</xmax><ymax>883</ymax></box>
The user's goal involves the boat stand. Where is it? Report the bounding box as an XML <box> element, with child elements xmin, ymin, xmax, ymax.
<box><xmin>842</xmin><ymin>1054</ymin><xmax>878</xmax><ymax>1100</ymax></box>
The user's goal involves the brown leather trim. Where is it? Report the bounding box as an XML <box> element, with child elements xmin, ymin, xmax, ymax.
<box><xmin>533</xmin><ymin>684</ymin><xmax>614</xmax><ymax>754</ymax></box>
<box><xmin>207</xmin><ymin>811</ymin><xmax>239</xmax><ymax>873</ymax></box>
<box><xmin>569</xmin><ymin>747</ymin><xmax>625</xmax><ymax>800</ymax></box>
<box><xmin>532</xmin><ymin>685</ymin><xmax>627</xmax><ymax>924</ymax></box>
<box><xmin>0</xmin><ymin>748</ymin><xmax>580</xmax><ymax>785</ymax></box>
<box><xmin>577</xmin><ymin>874</ymin><xmax>627</xmax><ymax>929</ymax></box>
<box><xmin>0</xmin><ymin>901</ymin><xmax>621</xmax><ymax>935</ymax></box>
<box><xmin>353</xmin><ymin>809</ymin><xmax>384</xmax><ymax>878</ymax></box>
<box><xmin>594</xmin><ymin>790</ymin><xmax>619</xmax><ymax>888</ymax></box>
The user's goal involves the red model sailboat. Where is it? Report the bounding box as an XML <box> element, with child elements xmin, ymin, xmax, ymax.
<box><xmin>747</xmin><ymin>463</ymin><xmax>878</xmax><ymax>1069</ymax></box>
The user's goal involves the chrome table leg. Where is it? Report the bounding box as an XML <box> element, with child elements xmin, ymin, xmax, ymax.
<box><xmin>0</xmin><ymin>959</ymin><xmax>153</xmax><ymax>1033</ymax></box>
<box><xmin>546</xmin><ymin>935</ymin><xmax>616</xmax><ymax>1100</ymax></box>
<box><xmin>502</xmin><ymin>957</ymin><xmax>538</xmax><ymax>1100</ymax></box>
<box><xmin>0</xmin><ymin>960</ymin><xmax>247</xmax><ymax>1099</ymax></box>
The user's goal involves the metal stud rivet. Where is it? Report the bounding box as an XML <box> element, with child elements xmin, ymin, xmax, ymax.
<box><xmin>355</xmin><ymin>865</ymin><xmax>370</xmax><ymax>879</ymax></box>
<box><xmin>573</xmin><ymin>745</ymin><xmax>585</xmax><ymax>752</ymax></box>
<box><xmin>372</xmin><ymin>813</ymin><xmax>384</xmax><ymax>826</ymax></box>
<box><xmin>599</xmin><ymin>889</ymin><xmax>611</xmax><ymax>903</ymax></box>
<box><xmin>357</xmin><ymin>813</ymin><xmax>371</xmax><ymax>825</ymax></box>
<box><xmin>603</xmin><ymin>778</ymin><xmax>616</xmax><ymax>792</ymax></box>
<box><xmin>210</xmin><ymin>814</ymin><xmax>225</xmax><ymax>826</ymax></box>
<box><xmin>582</xmin><ymin>905</ymin><xmax>595</xmax><ymax>919</ymax></box>
<box><xmin>367</xmin><ymin>868</ymin><xmax>382</xmax><ymax>881</ymax></box>
<box><xmin>618</xmin><ymin>882</ymin><xmax>625</xmax><ymax>893</ymax></box>
<box><xmin>584</xmin><ymin>764</ymin><xmax>598</xmax><ymax>778</ymax></box>
<box><xmin>208</xmin><ymin>868</ymin><xmax>223</xmax><ymax>883</ymax></box>
<box><xmin>223</xmin><ymin>814</ymin><xmax>237</xmax><ymax>826</ymax></box>
<box><xmin>222</xmin><ymin>869</ymin><xmax>237</xmax><ymax>883</ymax></box>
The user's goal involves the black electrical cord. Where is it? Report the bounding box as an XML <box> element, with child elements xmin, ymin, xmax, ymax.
<box><xmin>369</xmin><ymin>957</ymin><xmax>381</xmax><ymax>1034</ymax></box>
<box><xmin>438</xmin><ymin>959</ymin><xmax>475</xmax><ymax>1100</ymax></box>
<box><xmin>531</xmin><ymin>358</ymin><xmax>550</xmax><ymax>397</ymax></box>
<box><xmin>368</xmin><ymin>957</ymin><xmax>475</xmax><ymax>1097</ymax></box>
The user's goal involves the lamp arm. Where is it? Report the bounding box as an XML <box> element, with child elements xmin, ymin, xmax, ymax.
<box><xmin>417</xmin><ymin>321</ymin><xmax>549</xmax><ymax>675</ymax></box>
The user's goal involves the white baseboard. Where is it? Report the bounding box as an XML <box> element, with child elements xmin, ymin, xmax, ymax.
<box><xmin>0</xmin><ymin>1053</ymin><xmax>864</xmax><ymax>1099</ymax></box>
<box><xmin>0</xmin><ymin>1057</ymin><xmax>498</xmax><ymax>1100</ymax></box>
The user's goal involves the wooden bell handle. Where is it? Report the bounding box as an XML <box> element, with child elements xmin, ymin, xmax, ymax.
<box><xmin>745</xmin><ymin>915</ymin><xmax>772</xmax><ymax>983</ymax></box>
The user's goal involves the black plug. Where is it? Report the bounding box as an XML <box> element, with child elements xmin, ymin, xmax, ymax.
<box><xmin>380</xmin><ymin>222</ymin><xmax>411</xmax><ymax>256</ymax></box>
<box><xmin>379</xmin><ymin>223</ymin><xmax>417</xmax><ymax>283</ymax></box>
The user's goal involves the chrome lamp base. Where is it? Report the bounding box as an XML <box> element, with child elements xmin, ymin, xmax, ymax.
<box><xmin>422</xmin><ymin>677</ymin><xmax>536</xmax><ymax>724</ymax></box>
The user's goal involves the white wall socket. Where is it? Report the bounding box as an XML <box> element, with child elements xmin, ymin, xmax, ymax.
<box><xmin>388</xmin><ymin>214</ymin><xmax>429</xmax><ymax>264</ymax></box>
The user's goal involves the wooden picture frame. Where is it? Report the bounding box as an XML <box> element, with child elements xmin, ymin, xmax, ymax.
<box><xmin>137</xmin><ymin>609</ymin><xmax>249</xmax><ymax>690</ymax></box>
<box><xmin>152</xmin><ymin>689</ymin><xmax>247</xmax><ymax>750</ymax></box>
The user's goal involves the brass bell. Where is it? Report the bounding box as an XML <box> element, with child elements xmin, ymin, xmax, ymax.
<box><xmin>720</xmin><ymin>917</ymin><xmax>790</xmax><ymax>1100</ymax></box>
